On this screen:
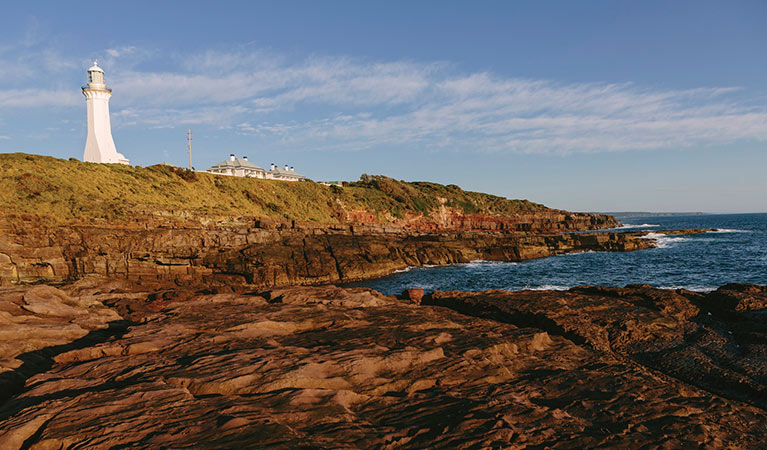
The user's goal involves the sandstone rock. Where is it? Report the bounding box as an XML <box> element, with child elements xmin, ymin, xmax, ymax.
<box><xmin>1</xmin><ymin>283</ymin><xmax>766</xmax><ymax>449</ymax></box>
<box><xmin>0</xmin><ymin>253</ymin><xmax>18</xmax><ymax>286</ymax></box>
<box><xmin>403</xmin><ymin>288</ymin><xmax>424</xmax><ymax>305</ymax></box>
<box><xmin>0</xmin><ymin>214</ymin><xmax>630</xmax><ymax>287</ymax></box>
<box><xmin>21</xmin><ymin>286</ymin><xmax>89</xmax><ymax>317</ymax></box>
<box><xmin>260</xmin><ymin>285</ymin><xmax>393</xmax><ymax>308</ymax></box>
<box><xmin>0</xmin><ymin>284</ymin><xmax>124</xmax><ymax>404</ymax></box>
<box><xmin>429</xmin><ymin>284</ymin><xmax>767</xmax><ymax>412</ymax></box>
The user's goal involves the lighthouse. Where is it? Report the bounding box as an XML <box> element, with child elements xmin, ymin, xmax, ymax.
<box><xmin>82</xmin><ymin>61</ymin><xmax>129</xmax><ymax>164</ymax></box>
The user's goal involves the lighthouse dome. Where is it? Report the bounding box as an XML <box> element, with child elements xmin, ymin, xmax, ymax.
<box><xmin>85</xmin><ymin>61</ymin><xmax>106</xmax><ymax>87</ymax></box>
<box><xmin>88</xmin><ymin>60</ymin><xmax>104</xmax><ymax>73</ymax></box>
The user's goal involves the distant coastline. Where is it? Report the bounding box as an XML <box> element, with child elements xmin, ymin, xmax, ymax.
<box><xmin>594</xmin><ymin>211</ymin><xmax>706</xmax><ymax>219</ymax></box>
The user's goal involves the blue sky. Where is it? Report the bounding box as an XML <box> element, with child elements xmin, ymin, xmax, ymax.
<box><xmin>1</xmin><ymin>1</ymin><xmax>766</xmax><ymax>212</ymax></box>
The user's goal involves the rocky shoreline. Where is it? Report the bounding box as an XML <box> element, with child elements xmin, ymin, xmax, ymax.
<box><xmin>4</xmin><ymin>154</ymin><xmax>760</xmax><ymax>447</ymax></box>
<box><xmin>0</xmin><ymin>215</ymin><xmax>711</xmax><ymax>289</ymax></box>
<box><xmin>1</xmin><ymin>203</ymin><xmax>752</xmax><ymax>448</ymax></box>
<box><xmin>1</xmin><ymin>278</ymin><xmax>766</xmax><ymax>448</ymax></box>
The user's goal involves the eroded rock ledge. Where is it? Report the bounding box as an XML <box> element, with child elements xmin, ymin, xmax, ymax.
<box><xmin>1</xmin><ymin>218</ymin><xmax>697</xmax><ymax>289</ymax></box>
<box><xmin>1</xmin><ymin>279</ymin><xmax>766</xmax><ymax>448</ymax></box>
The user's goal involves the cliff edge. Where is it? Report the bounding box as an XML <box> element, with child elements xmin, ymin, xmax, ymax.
<box><xmin>0</xmin><ymin>153</ymin><xmax>624</xmax><ymax>287</ymax></box>
<box><xmin>0</xmin><ymin>153</ymin><xmax>615</xmax><ymax>231</ymax></box>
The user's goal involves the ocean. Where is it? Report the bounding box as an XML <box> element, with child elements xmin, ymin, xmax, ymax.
<box><xmin>351</xmin><ymin>213</ymin><xmax>767</xmax><ymax>295</ymax></box>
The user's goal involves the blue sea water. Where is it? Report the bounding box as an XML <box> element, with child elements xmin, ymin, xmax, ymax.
<box><xmin>351</xmin><ymin>213</ymin><xmax>767</xmax><ymax>295</ymax></box>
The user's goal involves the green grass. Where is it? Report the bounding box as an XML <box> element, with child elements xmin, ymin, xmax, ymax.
<box><xmin>0</xmin><ymin>153</ymin><xmax>550</xmax><ymax>224</ymax></box>
<box><xmin>347</xmin><ymin>175</ymin><xmax>548</xmax><ymax>216</ymax></box>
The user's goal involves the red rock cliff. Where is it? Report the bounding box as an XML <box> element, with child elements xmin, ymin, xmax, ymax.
<box><xmin>0</xmin><ymin>214</ymin><xmax>630</xmax><ymax>288</ymax></box>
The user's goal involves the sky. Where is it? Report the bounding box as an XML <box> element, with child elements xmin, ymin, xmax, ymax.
<box><xmin>1</xmin><ymin>1</ymin><xmax>766</xmax><ymax>213</ymax></box>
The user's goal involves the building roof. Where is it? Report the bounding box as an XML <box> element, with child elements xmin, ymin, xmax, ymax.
<box><xmin>270</xmin><ymin>167</ymin><xmax>306</xmax><ymax>178</ymax></box>
<box><xmin>208</xmin><ymin>157</ymin><xmax>265</xmax><ymax>172</ymax></box>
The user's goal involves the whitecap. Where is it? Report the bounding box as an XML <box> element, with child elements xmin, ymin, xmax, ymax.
<box><xmin>525</xmin><ymin>284</ymin><xmax>570</xmax><ymax>291</ymax></box>
<box><xmin>640</xmin><ymin>232</ymin><xmax>689</xmax><ymax>248</ymax></box>
<box><xmin>557</xmin><ymin>250</ymin><xmax>595</xmax><ymax>256</ymax></box>
<box><xmin>465</xmin><ymin>260</ymin><xmax>515</xmax><ymax>268</ymax></box>
<box><xmin>409</xmin><ymin>283</ymin><xmax>436</xmax><ymax>290</ymax></box>
<box><xmin>617</xmin><ymin>223</ymin><xmax>660</xmax><ymax>229</ymax></box>
<box><xmin>393</xmin><ymin>266</ymin><xmax>414</xmax><ymax>274</ymax></box>
<box><xmin>711</xmin><ymin>228</ymin><xmax>751</xmax><ymax>233</ymax></box>
<box><xmin>658</xmin><ymin>285</ymin><xmax>717</xmax><ymax>292</ymax></box>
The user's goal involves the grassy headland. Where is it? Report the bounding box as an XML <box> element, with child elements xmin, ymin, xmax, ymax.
<box><xmin>0</xmin><ymin>153</ymin><xmax>548</xmax><ymax>224</ymax></box>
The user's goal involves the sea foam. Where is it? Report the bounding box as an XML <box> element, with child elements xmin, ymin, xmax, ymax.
<box><xmin>658</xmin><ymin>285</ymin><xmax>718</xmax><ymax>292</ymax></box>
<box><xmin>465</xmin><ymin>260</ymin><xmax>515</xmax><ymax>267</ymax></box>
<box><xmin>617</xmin><ymin>223</ymin><xmax>660</xmax><ymax>229</ymax></box>
<box><xmin>526</xmin><ymin>285</ymin><xmax>570</xmax><ymax>291</ymax></box>
<box><xmin>641</xmin><ymin>232</ymin><xmax>689</xmax><ymax>248</ymax></box>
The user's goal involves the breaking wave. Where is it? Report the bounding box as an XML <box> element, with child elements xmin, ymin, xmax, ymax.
<box><xmin>617</xmin><ymin>223</ymin><xmax>660</xmax><ymax>229</ymax></box>
<box><xmin>557</xmin><ymin>251</ymin><xmax>595</xmax><ymax>256</ymax></box>
<box><xmin>465</xmin><ymin>260</ymin><xmax>516</xmax><ymax>267</ymax></box>
<box><xmin>526</xmin><ymin>285</ymin><xmax>570</xmax><ymax>291</ymax></box>
<box><xmin>641</xmin><ymin>232</ymin><xmax>690</xmax><ymax>249</ymax></box>
<box><xmin>658</xmin><ymin>285</ymin><xmax>718</xmax><ymax>292</ymax></box>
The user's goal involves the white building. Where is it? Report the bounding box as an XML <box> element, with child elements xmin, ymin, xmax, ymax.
<box><xmin>207</xmin><ymin>155</ymin><xmax>267</xmax><ymax>178</ymax></box>
<box><xmin>206</xmin><ymin>156</ymin><xmax>306</xmax><ymax>181</ymax></box>
<box><xmin>267</xmin><ymin>163</ymin><xmax>306</xmax><ymax>182</ymax></box>
<box><xmin>82</xmin><ymin>61</ymin><xmax>129</xmax><ymax>165</ymax></box>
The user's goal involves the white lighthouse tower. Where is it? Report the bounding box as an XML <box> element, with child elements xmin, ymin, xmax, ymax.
<box><xmin>82</xmin><ymin>61</ymin><xmax>129</xmax><ymax>164</ymax></box>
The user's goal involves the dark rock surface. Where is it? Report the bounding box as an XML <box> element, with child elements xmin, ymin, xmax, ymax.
<box><xmin>429</xmin><ymin>285</ymin><xmax>767</xmax><ymax>412</ymax></box>
<box><xmin>1</xmin><ymin>280</ymin><xmax>766</xmax><ymax>448</ymax></box>
<box><xmin>701</xmin><ymin>283</ymin><xmax>767</xmax><ymax>312</ymax></box>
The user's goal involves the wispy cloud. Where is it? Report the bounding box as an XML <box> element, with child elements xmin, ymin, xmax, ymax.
<box><xmin>1</xmin><ymin>44</ymin><xmax>766</xmax><ymax>155</ymax></box>
<box><xmin>0</xmin><ymin>89</ymin><xmax>80</xmax><ymax>107</ymax></box>
<box><xmin>105</xmin><ymin>46</ymin><xmax>138</xmax><ymax>58</ymax></box>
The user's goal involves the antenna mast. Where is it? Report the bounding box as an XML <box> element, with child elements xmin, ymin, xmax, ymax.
<box><xmin>187</xmin><ymin>128</ymin><xmax>192</xmax><ymax>170</ymax></box>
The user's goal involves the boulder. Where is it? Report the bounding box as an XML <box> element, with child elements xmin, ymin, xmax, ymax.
<box><xmin>403</xmin><ymin>288</ymin><xmax>424</xmax><ymax>305</ymax></box>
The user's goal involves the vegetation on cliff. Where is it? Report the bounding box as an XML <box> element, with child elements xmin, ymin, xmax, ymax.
<box><xmin>349</xmin><ymin>174</ymin><xmax>546</xmax><ymax>218</ymax></box>
<box><xmin>0</xmin><ymin>153</ymin><xmax>548</xmax><ymax>223</ymax></box>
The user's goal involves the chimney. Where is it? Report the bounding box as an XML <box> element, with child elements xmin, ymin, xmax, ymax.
<box><xmin>270</xmin><ymin>163</ymin><xmax>275</xmax><ymax>171</ymax></box>
<box><xmin>284</xmin><ymin>164</ymin><xmax>289</xmax><ymax>171</ymax></box>
<box><xmin>229</xmin><ymin>154</ymin><xmax>235</xmax><ymax>161</ymax></box>
<box><xmin>290</xmin><ymin>166</ymin><xmax>294</xmax><ymax>172</ymax></box>
<box><xmin>242</xmin><ymin>156</ymin><xmax>248</xmax><ymax>161</ymax></box>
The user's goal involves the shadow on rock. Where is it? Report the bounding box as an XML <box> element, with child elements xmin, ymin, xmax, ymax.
<box><xmin>0</xmin><ymin>320</ymin><xmax>132</xmax><ymax>413</ymax></box>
